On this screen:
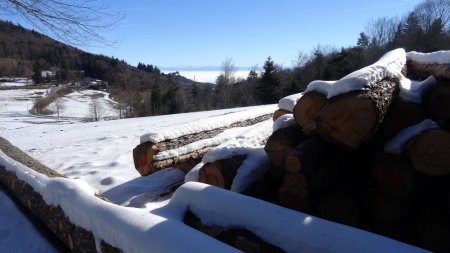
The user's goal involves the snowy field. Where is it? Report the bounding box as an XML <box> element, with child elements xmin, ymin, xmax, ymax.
<box><xmin>0</xmin><ymin>78</ymin><xmax>33</xmax><ymax>87</ymax></box>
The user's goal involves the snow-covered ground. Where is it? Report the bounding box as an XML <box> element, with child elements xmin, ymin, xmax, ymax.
<box><xmin>0</xmin><ymin>188</ymin><xmax>59</xmax><ymax>252</ymax></box>
<box><xmin>0</xmin><ymin>78</ymin><xmax>33</xmax><ymax>87</ymax></box>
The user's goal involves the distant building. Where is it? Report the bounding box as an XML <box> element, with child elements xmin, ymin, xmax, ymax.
<box><xmin>41</xmin><ymin>70</ymin><xmax>56</xmax><ymax>78</ymax></box>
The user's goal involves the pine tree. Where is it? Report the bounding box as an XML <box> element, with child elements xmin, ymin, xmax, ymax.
<box><xmin>258</xmin><ymin>57</ymin><xmax>280</xmax><ymax>104</ymax></box>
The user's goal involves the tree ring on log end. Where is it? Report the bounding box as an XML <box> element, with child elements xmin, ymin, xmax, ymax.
<box><xmin>317</xmin><ymin>94</ymin><xmax>377</xmax><ymax>149</ymax></box>
<box><xmin>294</xmin><ymin>92</ymin><xmax>327</xmax><ymax>132</ymax></box>
<box><xmin>407</xmin><ymin>130</ymin><xmax>450</xmax><ymax>176</ymax></box>
<box><xmin>199</xmin><ymin>163</ymin><xmax>225</xmax><ymax>188</ymax></box>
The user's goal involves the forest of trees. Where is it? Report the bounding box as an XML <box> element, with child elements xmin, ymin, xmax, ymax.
<box><xmin>0</xmin><ymin>0</ymin><xmax>449</xmax><ymax>118</ymax></box>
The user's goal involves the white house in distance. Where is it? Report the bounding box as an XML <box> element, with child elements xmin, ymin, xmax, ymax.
<box><xmin>41</xmin><ymin>70</ymin><xmax>56</xmax><ymax>78</ymax></box>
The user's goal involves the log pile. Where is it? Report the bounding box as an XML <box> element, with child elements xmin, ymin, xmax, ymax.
<box><xmin>244</xmin><ymin>50</ymin><xmax>450</xmax><ymax>252</ymax></box>
<box><xmin>133</xmin><ymin>112</ymin><xmax>272</xmax><ymax>176</ymax></box>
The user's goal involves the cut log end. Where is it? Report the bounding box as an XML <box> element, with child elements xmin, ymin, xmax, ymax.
<box><xmin>317</xmin><ymin>94</ymin><xmax>377</xmax><ymax>149</ymax></box>
<box><xmin>272</xmin><ymin>109</ymin><xmax>290</xmax><ymax>121</ymax></box>
<box><xmin>199</xmin><ymin>163</ymin><xmax>225</xmax><ymax>188</ymax></box>
<box><xmin>294</xmin><ymin>92</ymin><xmax>327</xmax><ymax>134</ymax></box>
<box><xmin>284</xmin><ymin>155</ymin><xmax>301</xmax><ymax>173</ymax></box>
<box><xmin>132</xmin><ymin>142</ymin><xmax>159</xmax><ymax>176</ymax></box>
<box><xmin>407</xmin><ymin>130</ymin><xmax>450</xmax><ymax>176</ymax></box>
<box><xmin>278</xmin><ymin>172</ymin><xmax>308</xmax><ymax>211</ymax></box>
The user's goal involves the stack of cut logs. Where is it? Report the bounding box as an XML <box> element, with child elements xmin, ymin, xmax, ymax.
<box><xmin>255</xmin><ymin>57</ymin><xmax>450</xmax><ymax>253</ymax></box>
<box><xmin>133</xmin><ymin>51</ymin><xmax>450</xmax><ymax>253</ymax></box>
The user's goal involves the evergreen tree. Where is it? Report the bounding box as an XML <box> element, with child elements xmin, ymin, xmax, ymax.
<box><xmin>258</xmin><ymin>57</ymin><xmax>280</xmax><ymax>104</ymax></box>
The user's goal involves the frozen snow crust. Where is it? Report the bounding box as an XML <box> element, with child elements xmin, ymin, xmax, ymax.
<box><xmin>0</xmin><ymin>151</ymin><xmax>428</xmax><ymax>253</ymax></box>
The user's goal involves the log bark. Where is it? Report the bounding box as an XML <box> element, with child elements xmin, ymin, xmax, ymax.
<box><xmin>370</xmin><ymin>152</ymin><xmax>415</xmax><ymax>199</ymax></box>
<box><xmin>293</xmin><ymin>91</ymin><xmax>327</xmax><ymax>134</ymax></box>
<box><xmin>278</xmin><ymin>171</ymin><xmax>309</xmax><ymax>211</ymax></box>
<box><xmin>199</xmin><ymin>155</ymin><xmax>246</xmax><ymax>189</ymax></box>
<box><xmin>422</xmin><ymin>80</ymin><xmax>450</xmax><ymax>128</ymax></box>
<box><xmin>272</xmin><ymin>109</ymin><xmax>289</xmax><ymax>121</ymax></box>
<box><xmin>264</xmin><ymin>126</ymin><xmax>306</xmax><ymax>169</ymax></box>
<box><xmin>316</xmin><ymin>79</ymin><xmax>399</xmax><ymax>149</ymax></box>
<box><xmin>151</xmin><ymin>147</ymin><xmax>211</xmax><ymax>174</ymax></box>
<box><xmin>407</xmin><ymin>60</ymin><xmax>450</xmax><ymax>80</ymax></box>
<box><xmin>379</xmin><ymin>101</ymin><xmax>426</xmax><ymax>139</ymax></box>
<box><xmin>184</xmin><ymin>210</ymin><xmax>285</xmax><ymax>253</ymax></box>
<box><xmin>133</xmin><ymin>113</ymin><xmax>272</xmax><ymax>176</ymax></box>
<box><xmin>407</xmin><ymin>129</ymin><xmax>450</xmax><ymax>176</ymax></box>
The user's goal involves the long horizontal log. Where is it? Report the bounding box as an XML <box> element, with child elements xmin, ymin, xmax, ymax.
<box><xmin>150</xmin><ymin>147</ymin><xmax>212</xmax><ymax>174</ymax></box>
<box><xmin>184</xmin><ymin>209</ymin><xmax>285</xmax><ymax>253</ymax></box>
<box><xmin>0</xmin><ymin>137</ymin><xmax>120</xmax><ymax>252</ymax></box>
<box><xmin>133</xmin><ymin>114</ymin><xmax>272</xmax><ymax>176</ymax></box>
<box><xmin>316</xmin><ymin>79</ymin><xmax>399</xmax><ymax>149</ymax></box>
<box><xmin>407</xmin><ymin>60</ymin><xmax>450</xmax><ymax>80</ymax></box>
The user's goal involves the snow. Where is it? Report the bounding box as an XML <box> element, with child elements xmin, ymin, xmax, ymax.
<box><xmin>0</xmin><ymin>78</ymin><xmax>33</xmax><ymax>87</ymax></box>
<box><xmin>384</xmin><ymin>119</ymin><xmax>440</xmax><ymax>155</ymax></box>
<box><xmin>306</xmin><ymin>49</ymin><xmax>406</xmax><ymax>98</ymax></box>
<box><xmin>407</xmin><ymin>50</ymin><xmax>450</xmax><ymax>64</ymax></box>
<box><xmin>0</xmin><ymin>88</ymin><xmax>265</xmax><ymax>194</ymax></box>
<box><xmin>47</xmin><ymin>89</ymin><xmax>118</xmax><ymax>120</ymax></box>
<box><xmin>0</xmin><ymin>188</ymin><xmax>59</xmax><ymax>253</ymax></box>
<box><xmin>399</xmin><ymin>76</ymin><xmax>437</xmax><ymax>103</ymax></box>
<box><xmin>140</xmin><ymin>104</ymin><xmax>276</xmax><ymax>143</ymax></box>
<box><xmin>272</xmin><ymin>114</ymin><xmax>296</xmax><ymax>132</ymax></box>
<box><xmin>278</xmin><ymin>92</ymin><xmax>303</xmax><ymax>111</ymax></box>
<box><xmin>164</xmin><ymin>182</ymin><xmax>429</xmax><ymax>253</ymax></box>
<box><xmin>304</xmin><ymin>80</ymin><xmax>336</xmax><ymax>96</ymax></box>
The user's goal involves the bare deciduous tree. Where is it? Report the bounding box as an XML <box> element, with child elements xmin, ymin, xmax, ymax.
<box><xmin>89</xmin><ymin>98</ymin><xmax>104</xmax><ymax>121</ymax></box>
<box><xmin>292</xmin><ymin>50</ymin><xmax>309</xmax><ymax>69</ymax></box>
<box><xmin>413</xmin><ymin>0</ymin><xmax>450</xmax><ymax>30</ymax></box>
<box><xmin>365</xmin><ymin>16</ymin><xmax>400</xmax><ymax>47</ymax></box>
<box><xmin>216</xmin><ymin>57</ymin><xmax>236</xmax><ymax>86</ymax></box>
<box><xmin>53</xmin><ymin>98</ymin><xmax>66</xmax><ymax>118</ymax></box>
<box><xmin>0</xmin><ymin>0</ymin><xmax>123</xmax><ymax>46</ymax></box>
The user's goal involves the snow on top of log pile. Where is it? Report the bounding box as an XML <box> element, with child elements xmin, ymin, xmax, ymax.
<box><xmin>304</xmin><ymin>80</ymin><xmax>336</xmax><ymax>96</ymax></box>
<box><xmin>273</xmin><ymin>114</ymin><xmax>296</xmax><ymax>132</ymax></box>
<box><xmin>140</xmin><ymin>105</ymin><xmax>277</xmax><ymax>143</ymax></box>
<box><xmin>278</xmin><ymin>92</ymin><xmax>303</xmax><ymax>111</ymax></box>
<box><xmin>305</xmin><ymin>48</ymin><xmax>406</xmax><ymax>98</ymax></box>
<box><xmin>165</xmin><ymin>181</ymin><xmax>429</xmax><ymax>253</ymax></box>
<box><xmin>384</xmin><ymin>119</ymin><xmax>440</xmax><ymax>155</ymax></box>
<box><xmin>407</xmin><ymin>50</ymin><xmax>450</xmax><ymax>64</ymax></box>
<box><xmin>399</xmin><ymin>76</ymin><xmax>437</xmax><ymax>103</ymax></box>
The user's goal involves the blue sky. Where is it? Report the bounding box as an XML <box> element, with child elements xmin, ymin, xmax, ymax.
<box><xmin>12</xmin><ymin>0</ymin><xmax>424</xmax><ymax>70</ymax></box>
